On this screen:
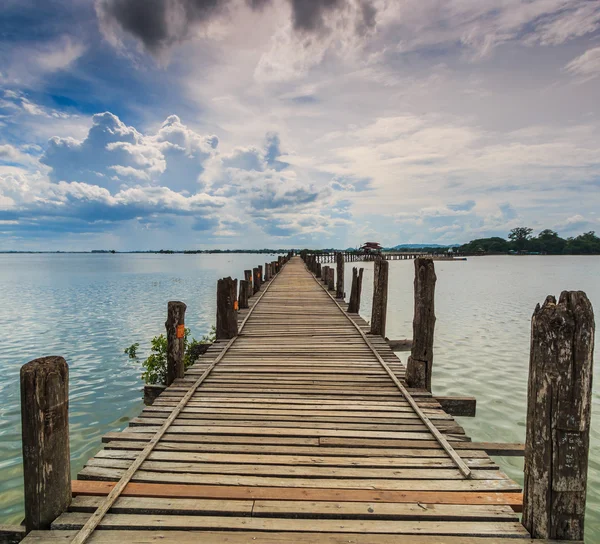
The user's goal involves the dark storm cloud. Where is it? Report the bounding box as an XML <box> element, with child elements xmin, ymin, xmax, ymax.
<box><xmin>98</xmin><ymin>0</ymin><xmax>227</xmax><ymax>53</ymax></box>
<box><xmin>289</xmin><ymin>0</ymin><xmax>342</xmax><ymax>34</ymax></box>
<box><xmin>98</xmin><ymin>0</ymin><xmax>377</xmax><ymax>53</ymax></box>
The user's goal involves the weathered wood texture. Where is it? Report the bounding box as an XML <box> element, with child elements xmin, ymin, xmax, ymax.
<box><xmin>327</xmin><ymin>267</ymin><xmax>335</xmax><ymax>291</ymax></box>
<box><xmin>252</xmin><ymin>268</ymin><xmax>260</xmax><ymax>294</ymax></box>
<box><xmin>522</xmin><ymin>291</ymin><xmax>594</xmax><ymax>541</ymax></box>
<box><xmin>20</xmin><ymin>357</ymin><xmax>71</xmax><ymax>532</ymax></box>
<box><xmin>239</xmin><ymin>280</ymin><xmax>249</xmax><ymax>310</ymax></box>
<box><xmin>370</xmin><ymin>259</ymin><xmax>389</xmax><ymax>337</ymax></box>
<box><xmin>143</xmin><ymin>385</ymin><xmax>166</xmax><ymax>407</ymax></box>
<box><xmin>244</xmin><ymin>270</ymin><xmax>252</xmax><ymax>298</ymax></box>
<box><xmin>264</xmin><ymin>263</ymin><xmax>270</xmax><ymax>282</ymax></box>
<box><xmin>216</xmin><ymin>278</ymin><xmax>238</xmax><ymax>340</ymax></box>
<box><xmin>348</xmin><ymin>267</ymin><xmax>364</xmax><ymax>313</ymax></box>
<box><xmin>387</xmin><ymin>339</ymin><xmax>412</xmax><ymax>351</ymax></box>
<box><xmin>166</xmin><ymin>301</ymin><xmax>187</xmax><ymax>386</ymax></box>
<box><xmin>0</xmin><ymin>525</ymin><xmax>26</xmax><ymax>544</ymax></box>
<box><xmin>406</xmin><ymin>258</ymin><xmax>436</xmax><ymax>391</ymax></box>
<box><xmin>336</xmin><ymin>252</ymin><xmax>344</xmax><ymax>299</ymax></box>
<box><xmin>23</xmin><ymin>257</ymin><xmax>530</xmax><ymax>544</ymax></box>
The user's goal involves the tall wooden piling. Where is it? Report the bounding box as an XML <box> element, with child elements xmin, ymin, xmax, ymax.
<box><xmin>239</xmin><ymin>279</ymin><xmax>249</xmax><ymax>309</ymax></box>
<box><xmin>336</xmin><ymin>252</ymin><xmax>344</xmax><ymax>299</ymax></box>
<box><xmin>253</xmin><ymin>267</ymin><xmax>260</xmax><ymax>294</ymax></box>
<box><xmin>370</xmin><ymin>259</ymin><xmax>389</xmax><ymax>337</ymax></box>
<box><xmin>348</xmin><ymin>267</ymin><xmax>364</xmax><ymax>313</ymax></box>
<box><xmin>216</xmin><ymin>277</ymin><xmax>238</xmax><ymax>340</ymax></box>
<box><xmin>406</xmin><ymin>258</ymin><xmax>436</xmax><ymax>391</ymax></box>
<box><xmin>21</xmin><ymin>356</ymin><xmax>71</xmax><ymax>532</ymax></box>
<box><xmin>264</xmin><ymin>263</ymin><xmax>270</xmax><ymax>282</ymax></box>
<box><xmin>258</xmin><ymin>265</ymin><xmax>263</xmax><ymax>287</ymax></box>
<box><xmin>322</xmin><ymin>265</ymin><xmax>329</xmax><ymax>283</ymax></box>
<box><xmin>244</xmin><ymin>270</ymin><xmax>252</xmax><ymax>298</ymax></box>
<box><xmin>327</xmin><ymin>267</ymin><xmax>335</xmax><ymax>291</ymax></box>
<box><xmin>272</xmin><ymin>261</ymin><xmax>278</xmax><ymax>275</ymax></box>
<box><xmin>522</xmin><ymin>291</ymin><xmax>594</xmax><ymax>541</ymax></box>
<box><xmin>166</xmin><ymin>301</ymin><xmax>187</xmax><ymax>386</ymax></box>
<box><xmin>316</xmin><ymin>262</ymin><xmax>322</xmax><ymax>279</ymax></box>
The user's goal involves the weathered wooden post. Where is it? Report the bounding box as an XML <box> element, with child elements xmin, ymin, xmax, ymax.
<box><xmin>370</xmin><ymin>259</ymin><xmax>389</xmax><ymax>337</ymax></box>
<box><xmin>166</xmin><ymin>301</ymin><xmax>187</xmax><ymax>386</ymax></box>
<box><xmin>328</xmin><ymin>267</ymin><xmax>335</xmax><ymax>291</ymax></box>
<box><xmin>264</xmin><ymin>262</ymin><xmax>270</xmax><ymax>282</ymax></box>
<box><xmin>258</xmin><ymin>265</ymin><xmax>263</xmax><ymax>287</ymax></box>
<box><xmin>336</xmin><ymin>252</ymin><xmax>344</xmax><ymax>299</ymax></box>
<box><xmin>253</xmin><ymin>267</ymin><xmax>260</xmax><ymax>294</ymax></box>
<box><xmin>216</xmin><ymin>277</ymin><xmax>238</xmax><ymax>340</ymax></box>
<box><xmin>322</xmin><ymin>265</ymin><xmax>329</xmax><ymax>283</ymax></box>
<box><xmin>239</xmin><ymin>279</ymin><xmax>249</xmax><ymax>309</ymax></box>
<box><xmin>405</xmin><ymin>258</ymin><xmax>436</xmax><ymax>391</ymax></box>
<box><xmin>348</xmin><ymin>267</ymin><xmax>364</xmax><ymax>313</ymax></box>
<box><xmin>244</xmin><ymin>270</ymin><xmax>253</xmax><ymax>298</ymax></box>
<box><xmin>522</xmin><ymin>291</ymin><xmax>594</xmax><ymax>541</ymax></box>
<box><xmin>21</xmin><ymin>356</ymin><xmax>71</xmax><ymax>532</ymax></box>
<box><xmin>316</xmin><ymin>262</ymin><xmax>322</xmax><ymax>279</ymax></box>
<box><xmin>271</xmin><ymin>261</ymin><xmax>278</xmax><ymax>275</ymax></box>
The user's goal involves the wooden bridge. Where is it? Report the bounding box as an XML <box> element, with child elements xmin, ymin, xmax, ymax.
<box><xmin>17</xmin><ymin>255</ymin><xmax>594</xmax><ymax>543</ymax></box>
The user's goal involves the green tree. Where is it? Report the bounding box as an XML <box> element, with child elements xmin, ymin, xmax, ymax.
<box><xmin>508</xmin><ymin>227</ymin><xmax>533</xmax><ymax>250</ymax></box>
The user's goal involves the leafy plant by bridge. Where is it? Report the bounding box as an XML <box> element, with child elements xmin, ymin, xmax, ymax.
<box><xmin>125</xmin><ymin>326</ymin><xmax>216</xmax><ymax>385</ymax></box>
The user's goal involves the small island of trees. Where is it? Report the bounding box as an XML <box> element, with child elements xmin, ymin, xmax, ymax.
<box><xmin>459</xmin><ymin>228</ymin><xmax>600</xmax><ymax>255</ymax></box>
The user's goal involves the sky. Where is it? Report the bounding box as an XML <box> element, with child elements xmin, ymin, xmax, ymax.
<box><xmin>1</xmin><ymin>0</ymin><xmax>599</xmax><ymax>250</ymax></box>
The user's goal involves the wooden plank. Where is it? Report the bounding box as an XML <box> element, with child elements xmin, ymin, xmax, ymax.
<box><xmin>76</xmin><ymin>467</ymin><xmax>521</xmax><ymax>491</ymax></box>
<box><xmin>22</xmin><ymin>530</ymin><xmax>580</xmax><ymax>544</ymax></box>
<box><xmin>71</xmin><ymin>481</ymin><xmax>524</xmax><ymax>510</ymax></box>
<box><xmin>52</xmin><ymin>512</ymin><xmax>530</xmax><ymax>536</ymax></box>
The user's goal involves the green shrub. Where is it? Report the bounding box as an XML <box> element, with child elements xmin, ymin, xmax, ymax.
<box><xmin>125</xmin><ymin>326</ymin><xmax>216</xmax><ymax>385</ymax></box>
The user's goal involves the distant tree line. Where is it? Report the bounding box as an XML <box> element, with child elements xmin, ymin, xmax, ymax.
<box><xmin>459</xmin><ymin>228</ymin><xmax>600</xmax><ymax>255</ymax></box>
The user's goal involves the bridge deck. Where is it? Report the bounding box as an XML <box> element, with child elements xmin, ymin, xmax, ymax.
<box><xmin>24</xmin><ymin>257</ymin><xmax>532</xmax><ymax>543</ymax></box>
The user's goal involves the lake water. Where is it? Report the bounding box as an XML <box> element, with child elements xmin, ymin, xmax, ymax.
<box><xmin>0</xmin><ymin>254</ymin><xmax>598</xmax><ymax>540</ymax></box>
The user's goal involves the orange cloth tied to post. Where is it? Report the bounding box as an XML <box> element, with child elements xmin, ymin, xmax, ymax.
<box><xmin>233</xmin><ymin>300</ymin><xmax>239</xmax><ymax>311</ymax></box>
<box><xmin>176</xmin><ymin>324</ymin><xmax>185</xmax><ymax>338</ymax></box>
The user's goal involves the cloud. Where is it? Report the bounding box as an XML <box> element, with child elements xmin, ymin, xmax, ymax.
<box><xmin>0</xmin><ymin>35</ymin><xmax>86</xmax><ymax>86</ymax></box>
<box><xmin>97</xmin><ymin>0</ymin><xmax>377</xmax><ymax>57</ymax></box>
<box><xmin>40</xmin><ymin>112</ymin><xmax>218</xmax><ymax>191</ymax></box>
<box><xmin>566</xmin><ymin>46</ymin><xmax>600</xmax><ymax>81</ymax></box>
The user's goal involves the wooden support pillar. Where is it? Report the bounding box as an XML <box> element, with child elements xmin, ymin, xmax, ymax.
<box><xmin>327</xmin><ymin>267</ymin><xmax>335</xmax><ymax>291</ymax></box>
<box><xmin>322</xmin><ymin>265</ymin><xmax>329</xmax><ymax>283</ymax></box>
<box><xmin>216</xmin><ymin>277</ymin><xmax>238</xmax><ymax>340</ymax></box>
<box><xmin>316</xmin><ymin>262</ymin><xmax>322</xmax><ymax>279</ymax></box>
<box><xmin>244</xmin><ymin>270</ymin><xmax>252</xmax><ymax>298</ymax></box>
<box><xmin>348</xmin><ymin>267</ymin><xmax>364</xmax><ymax>313</ymax></box>
<box><xmin>370</xmin><ymin>259</ymin><xmax>389</xmax><ymax>337</ymax></box>
<box><xmin>264</xmin><ymin>263</ymin><xmax>270</xmax><ymax>282</ymax></box>
<box><xmin>166</xmin><ymin>301</ymin><xmax>186</xmax><ymax>386</ymax></box>
<box><xmin>405</xmin><ymin>258</ymin><xmax>436</xmax><ymax>391</ymax></box>
<box><xmin>336</xmin><ymin>252</ymin><xmax>344</xmax><ymax>299</ymax></box>
<box><xmin>522</xmin><ymin>291</ymin><xmax>594</xmax><ymax>541</ymax></box>
<box><xmin>272</xmin><ymin>261</ymin><xmax>278</xmax><ymax>275</ymax></box>
<box><xmin>258</xmin><ymin>265</ymin><xmax>263</xmax><ymax>288</ymax></box>
<box><xmin>21</xmin><ymin>356</ymin><xmax>71</xmax><ymax>532</ymax></box>
<box><xmin>239</xmin><ymin>279</ymin><xmax>249</xmax><ymax>309</ymax></box>
<box><xmin>253</xmin><ymin>267</ymin><xmax>260</xmax><ymax>294</ymax></box>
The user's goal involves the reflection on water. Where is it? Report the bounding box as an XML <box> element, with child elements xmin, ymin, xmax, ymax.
<box><xmin>0</xmin><ymin>254</ymin><xmax>598</xmax><ymax>541</ymax></box>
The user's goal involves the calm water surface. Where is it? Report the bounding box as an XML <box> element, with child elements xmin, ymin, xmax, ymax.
<box><xmin>0</xmin><ymin>254</ymin><xmax>598</xmax><ymax>540</ymax></box>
